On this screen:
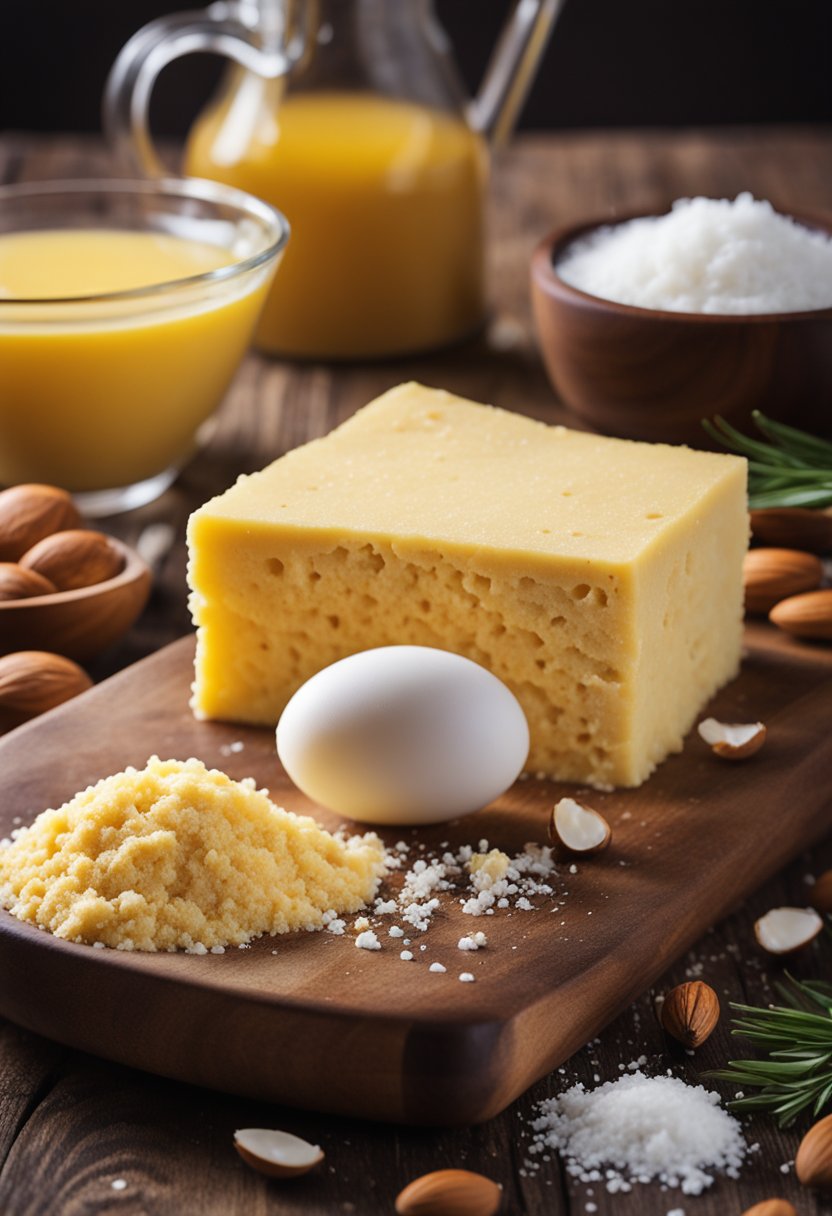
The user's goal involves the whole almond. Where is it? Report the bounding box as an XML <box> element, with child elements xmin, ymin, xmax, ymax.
<box><xmin>741</xmin><ymin>1202</ymin><xmax>798</xmax><ymax>1216</ymax></box>
<box><xmin>395</xmin><ymin>1169</ymin><xmax>502</xmax><ymax>1216</ymax></box>
<box><xmin>796</xmin><ymin>1112</ymin><xmax>832</xmax><ymax>1189</ymax></box>
<box><xmin>809</xmin><ymin>869</ymin><xmax>832</xmax><ymax>915</ymax></box>
<box><xmin>20</xmin><ymin>529</ymin><xmax>123</xmax><ymax>592</ymax></box>
<box><xmin>770</xmin><ymin>589</ymin><xmax>832</xmax><ymax>641</ymax></box>
<box><xmin>0</xmin><ymin>484</ymin><xmax>82</xmax><ymax>562</ymax></box>
<box><xmin>660</xmin><ymin>980</ymin><xmax>720</xmax><ymax>1048</ymax></box>
<box><xmin>0</xmin><ymin>562</ymin><xmax>57</xmax><ymax>602</ymax></box>
<box><xmin>751</xmin><ymin>506</ymin><xmax>832</xmax><ymax>554</ymax></box>
<box><xmin>743</xmin><ymin>548</ymin><xmax>823</xmax><ymax>614</ymax></box>
<box><xmin>0</xmin><ymin>651</ymin><xmax>92</xmax><ymax>720</ymax></box>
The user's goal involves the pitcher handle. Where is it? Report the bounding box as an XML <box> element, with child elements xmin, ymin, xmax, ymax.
<box><xmin>470</xmin><ymin>0</ymin><xmax>565</xmax><ymax>146</ymax></box>
<box><xmin>103</xmin><ymin>2</ymin><xmax>306</xmax><ymax>177</ymax></box>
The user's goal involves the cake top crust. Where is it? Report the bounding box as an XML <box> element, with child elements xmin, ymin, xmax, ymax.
<box><xmin>196</xmin><ymin>383</ymin><xmax>747</xmax><ymax>564</ymax></box>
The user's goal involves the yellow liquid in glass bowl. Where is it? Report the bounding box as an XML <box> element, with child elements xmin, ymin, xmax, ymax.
<box><xmin>0</xmin><ymin>229</ymin><xmax>271</xmax><ymax>493</ymax></box>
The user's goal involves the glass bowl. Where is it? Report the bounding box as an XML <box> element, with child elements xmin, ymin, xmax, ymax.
<box><xmin>0</xmin><ymin>178</ymin><xmax>289</xmax><ymax>514</ymax></box>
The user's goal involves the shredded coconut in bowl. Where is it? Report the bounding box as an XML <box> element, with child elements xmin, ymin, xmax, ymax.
<box><xmin>530</xmin><ymin>1071</ymin><xmax>748</xmax><ymax>1196</ymax></box>
<box><xmin>556</xmin><ymin>193</ymin><xmax>832</xmax><ymax>315</ymax></box>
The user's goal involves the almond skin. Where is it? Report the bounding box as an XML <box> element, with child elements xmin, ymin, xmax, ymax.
<box><xmin>660</xmin><ymin>980</ymin><xmax>720</xmax><ymax>1048</ymax></box>
<box><xmin>809</xmin><ymin>869</ymin><xmax>832</xmax><ymax>915</ymax></box>
<box><xmin>395</xmin><ymin>1169</ymin><xmax>503</xmax><ymax>1216</ymax></box>
<box><xmin>796</xmin><ymin>1112</ymin><xmax>832</xmax><ymax>1189</ymax></box>
<box><xmin>0</xmin><ymin>650</ymin><xmax>92</xmax><ymax>720</ymax></box>
<box><xmin>743</xmin><ymin>548</ymin><xmax>823</xmax><ymax>614</ymax></box>
<box><xmin>770</xmin><ymin>589</ymin><xmax>832</xmax><ymax>641</ymax></box>
<box><xmin>741</xmin><ymin>1202</ymin><xmax>798</xmax><ymax>1216</ymax></box>
<box><xmin>0</xmin><ymin>484</ymin><xmax>82</xmax><ymax>561</ymax></box>
<box><xmin>751</xmin><ymin>506</ymin><xmax>832</xmax><ymax>554</ymax></box>
<box><xmin>0</xmin><ymin>562</ymin><xmax>57</xmax><ymax>602</ymax></box>
<box><xmin>19</xmin><ymin>529</ymin><xmax>124</xmax><ymax>592</ymax></box>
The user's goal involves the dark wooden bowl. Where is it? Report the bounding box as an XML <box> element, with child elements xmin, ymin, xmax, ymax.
<box><xmin>0</xmin><ymin>539</ymin><xmax>152</xmax><ymax>662</ymax></box>
<box><xmin>530</xmin><ymin>210</ymin><xmax>832</xmax><ymax>445</ymax></box>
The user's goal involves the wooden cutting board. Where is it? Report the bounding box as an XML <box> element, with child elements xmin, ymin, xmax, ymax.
<box><xmin>0</xmin><ymin>628</ymin><xmax>830</xmax><ymax>1126</ymax></box>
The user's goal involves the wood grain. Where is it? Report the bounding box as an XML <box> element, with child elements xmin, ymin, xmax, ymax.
<box><xmin>0</xmin><ymin>624</ymin><xmax>830</xmax><ymax>1131</ymax></box>
<box><xmin>1</xmin><ymin>127</ymin><xmax>831</xmax><ymax>1215</ymax></box>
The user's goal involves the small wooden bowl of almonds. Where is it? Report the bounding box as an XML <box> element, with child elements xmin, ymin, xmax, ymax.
<box><xmin>0</xmin><ymin>483</ymin><xmax>151</xmax><ymax>662</ymax></box>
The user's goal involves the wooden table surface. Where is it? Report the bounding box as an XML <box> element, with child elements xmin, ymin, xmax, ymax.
<box><xmin>1</xmin><ymin>127</ymin><xmax>831</xmax><ymax>1216</ymax></box>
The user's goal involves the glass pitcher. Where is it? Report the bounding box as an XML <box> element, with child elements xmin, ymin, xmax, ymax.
<box><xmin>105</xmin><ymin>0</ymin><xmax>561</xmax><ymax>360</ymax></box>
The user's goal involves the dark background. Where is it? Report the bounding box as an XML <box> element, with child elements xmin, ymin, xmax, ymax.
<box><xmin>0</xmin><ymin>0</ymin><xmax>830</xmax><ymax>135</ymax></box>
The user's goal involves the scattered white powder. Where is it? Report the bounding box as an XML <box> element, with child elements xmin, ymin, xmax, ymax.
<box><xmin>459</xmin><ymin>972</ymin><xmax>475</xmax><ymax>983</ymax></box>
<box><xmin>530</xmin><ymin>1071</ymin><xmax>747</xmax><ymax>1196</ymax></box>
<box><xmin>429</xmin><ymin>962</ymin><xmax>447</xmax><ymax>974</ymax></box>
<box><xmin>388</xmin><ymin>925</ymin><xmax>405</xmax><ymax>938</ymax></box>
<box><xmin>111</xmin><ymin>1179</ymin><xmax>127</xmax><ymax>1192</ymax></box>
<box><xmin>458</xmin><ymin>932</ymin><xmax>488</xmax><ymax>951</ymax></box>
<box><xmin>556</xmin><ymin>193</ymin><xmax>832</xmax><ymax>315</ymax></box>
<box><xmin>400</xmin><ymin>950</ymin><xmax>414</xmax><ymax>961</ymax></box>
<box><xmin>354</xmin><ymin>930</ymin><xmax>380</xmax><ymax>951</ymax></box>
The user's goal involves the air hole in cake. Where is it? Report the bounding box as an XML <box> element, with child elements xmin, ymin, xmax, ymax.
<box><xmin>359</xmin><ymin>544</ymin><xmax>385</xmax><ymax>572</ymax></box>
<box><xmin>535</xmin><ymin>659</ymin><xmax>546</xmax><ymax>670</ymax></box>
<box><xmin>591</xmin><ymin>588</ymin><xmax>608</xmax><ymax>607</ymax></box>
<box><xmin>646</xmin><ymin>512</ymin><xmax>663</xmax><ymax>520</ymax></box>
<box><xmin>267</xmin><ymin>558</ymin><xmax>284</xmax><ymax>577</ymax></box>
<box><xmin>328</xmin><ymin>615</ymin><xmax>340</xmax><ymax>629</ymax></box>
<box><xmin>572</xmin><ymin>584</ymin><xmax>591</xmax><ymax>600</ymax></box>
<box><xmin>420</xmin><ymin>600</ymin><xmax>431</xmax><ymax>613</ymax></box>
<box><xmin>550</xmin><ymin>615</ymin><xmax>566</xmax><ymax>627</ymax></box>
<box><xmin>467</xmin><ymin>573</ymin><xmax>491</xmax><ymax>595</ymax></box>
<box><xmin>309</xmin><ymin>570</ymin><xmax>321</xmax><ymax>582</ymax></box>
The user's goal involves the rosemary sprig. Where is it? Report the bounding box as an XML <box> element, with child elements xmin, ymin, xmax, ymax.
<box><xmin>707</xmin><ymin>976</ymin><xmax>832</xmax><ymax>1126</ymax></box>
<box><xmin>703</xmin><ymin>412</ymin><xmax>832</xmax><ymax>509</ymax></box>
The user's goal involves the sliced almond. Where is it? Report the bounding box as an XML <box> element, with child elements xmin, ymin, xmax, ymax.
<box><xmin>754</xmin><ymin>906</ymin><xmax>823</xmax><ymax>955</ymax></box>
<box><xmin>233</xmin><ymin>1128</ymin><xmax>323</xmax><ymax>1178</ymax></box>
<box><xmin>697</xmin><ymin>718</ymin><xmax>767</xmax><ymax>760</ymax></box>
<box><xmin>395</xmin><ymin>1168</ymin><xmax>502</xmax><ymax>1216</ymax></box>
<box><xmin>550</xmin><ymin>797</ymin><xmax>611</xmax><ymax>854</ymax></box>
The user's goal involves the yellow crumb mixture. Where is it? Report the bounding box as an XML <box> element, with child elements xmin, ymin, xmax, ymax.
<box><xmin>0</xmin><ymin>756</ymin><xmax>386</xmax><ymax>952</ymax></box>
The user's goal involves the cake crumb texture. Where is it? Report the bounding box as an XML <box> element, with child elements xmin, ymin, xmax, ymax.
<box><xmin>188</xmin><ymin>383</ymin><xmax>748</xmax><ymax>788</ymax></box>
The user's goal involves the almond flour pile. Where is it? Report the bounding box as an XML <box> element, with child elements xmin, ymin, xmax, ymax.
<box><xmin>0</xmin><ymin>756</ymin><xmax>386</xmax><ymax>952</ymax></box>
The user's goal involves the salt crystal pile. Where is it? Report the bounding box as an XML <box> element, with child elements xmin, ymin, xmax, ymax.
<box><xmin>530</xmin><ymin>1071</ymin><xmax>748</xmax><ymax>1195</ymax></box>
<box><xmin>556</xmin><ymin>193</ymin><xmax>832</xmax><ymax>315</ymax></box>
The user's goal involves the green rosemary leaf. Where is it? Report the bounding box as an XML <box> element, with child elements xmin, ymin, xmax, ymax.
<box><xmin>747</xmin><ymin>485</ymin><xmax>832</xmax><ymax>509</ymax></box>
<box><xmin>704</xmin><ymin>411</ymin><xmax>832</xmax><ymax>510</ymax></box>
<box><xmin>748</xmin><ymin>461</ymin><xmax>832</xmax><ymax>482</ymax></box>
<box><xmin>705</xmin><ymin>976</ymin><xmax>832</xmax><ymax>1127</ymax></box>
<box><xmin>752</xmin><ymin>411</ymin><xmax>832</xmax><ymax>464</ymax></box>
<box><xmin>705</xmin><ymin>417</ymin><xmax>806</xmax><ymax>467</ymax></box>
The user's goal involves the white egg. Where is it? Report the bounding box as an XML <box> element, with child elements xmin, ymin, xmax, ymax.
<box><xmin>276</xmin><ymin>646</ymin><xmax>530</xmax><ymax>826</ymax></box>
